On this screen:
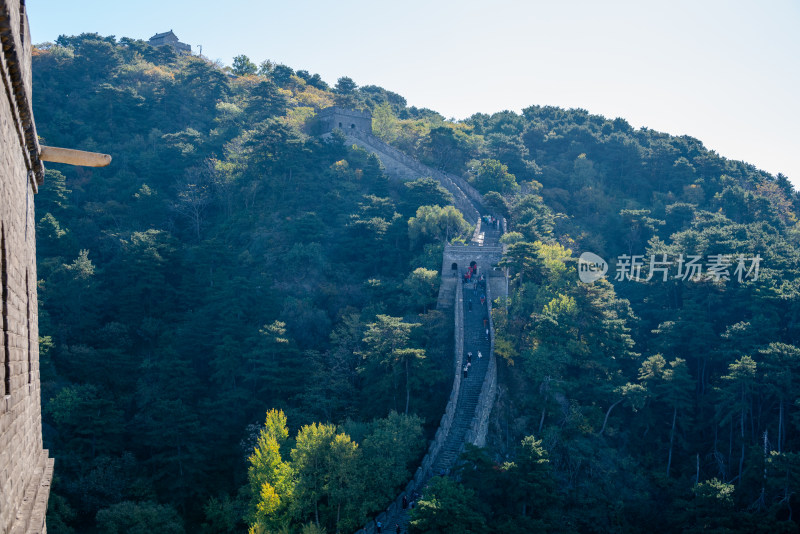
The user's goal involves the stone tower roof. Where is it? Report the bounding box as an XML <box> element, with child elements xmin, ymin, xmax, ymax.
<box><xmin>148</xmin><ymin>30</ymin><xmax>191</xmax><ymax>54</ymax></box>
<box><xmin>149</xmin><ymin>30</ymin><xmax>177</xmax><ymax>41</ymax></box>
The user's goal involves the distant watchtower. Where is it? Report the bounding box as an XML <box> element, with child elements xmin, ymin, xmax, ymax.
<box><xmin>148</xmin><ymin>30</ymin><xmax>191</xmax><ymax>54</ymax></box>
<box><xmin>316</xmin><ymin>106</ymin><xmax>372</xmax><ymax>134</ymax></box>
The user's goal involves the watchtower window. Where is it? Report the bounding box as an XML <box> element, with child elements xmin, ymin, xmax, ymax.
<box><xmin>350</xmin><ymin>124</ymin><xmax>355</xmax><ymax>129</ymax></box>
<box><xmin>451</xmin><ymin>263</ymin><xmax>458</xmax><ymax>270</ymax></box>
<box><xmin>338</xmin><ymin>122</ymin><xmax>342</xmax><ymax>128</ymax></box>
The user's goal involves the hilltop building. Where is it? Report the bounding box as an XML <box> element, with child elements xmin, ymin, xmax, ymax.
<box><xmin>148</xmin><ymin>30</ymin><xmax>191</xmax><ymax>54</ymax></box>
<box><xmin>0</xmin><ymin>1</ymin><xmax>52</xmax><ymax>532</ymax></box>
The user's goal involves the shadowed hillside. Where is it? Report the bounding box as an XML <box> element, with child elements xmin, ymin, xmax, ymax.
<box><xmin>33</xmin><ymin>33</ymin><xmax>800</xmax><ymax>533</ymax></box>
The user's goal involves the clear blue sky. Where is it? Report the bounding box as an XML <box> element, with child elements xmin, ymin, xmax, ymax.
<box><xmin>28</xmin><ymin>0</ymin><xmax>800</xmax><ymax>188</ymax></box>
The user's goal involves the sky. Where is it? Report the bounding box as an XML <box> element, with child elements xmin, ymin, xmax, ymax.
<box><xmin>28</xmin><ymin>0</ymin><xmax>800</xmax><ymax>187</ymax></box>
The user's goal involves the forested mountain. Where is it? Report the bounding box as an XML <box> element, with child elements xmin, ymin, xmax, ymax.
<box><xmin>32</xmin><ymin>33</ymin><xmax>800</xmax><ymax>533</ymax></box>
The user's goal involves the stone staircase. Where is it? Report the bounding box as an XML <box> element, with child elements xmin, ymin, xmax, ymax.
<box><xmin>429</xmin><ymin>283</ymin><xmax>491</xmax><ymax>475</ymax></box>
<box><xmin>356</xmin><ymin>229</ymin><xmax>502</xmax><ymax>534</ymax></box>
<box><xmin>363</xmin><ymin>279</ymin><xmax>493</xmax><ymax>534</ymax></box>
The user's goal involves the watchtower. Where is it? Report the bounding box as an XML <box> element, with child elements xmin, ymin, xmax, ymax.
<box><xmin>0</xmin><ymin>1</ymin><xmax>53</xmax><ymax>532</ymax></box>
<box><xmin>148</xmin><ymin>30</ymin><xmax>192</xmax><ymax>54</ymax></box>
<box><xmin>316</xmin><ymin>106</ymin><xmax>373</xmax><ymax>134</ymax></box>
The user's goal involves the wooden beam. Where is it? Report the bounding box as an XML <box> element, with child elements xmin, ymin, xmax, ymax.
<box><xmin>40</xmin><ymin>146</ymin><xmax>111</xmax><ymax>167</ymax></box>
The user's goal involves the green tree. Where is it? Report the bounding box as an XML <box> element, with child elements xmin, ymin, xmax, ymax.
<box><xmin>407</xmin><ymin>205</ymin><xmax>472</xmax><ymax>247</ymax></box>
<box><xmin>638</xmin><ymin>355</ymin><xmax>693</xmax><ymax>476</ymax></box>
<box><xmin>470</xmin><ymin>159</ymin><xmax>518</xmax><ymax>194</ymax></box>
<box><xmin>425</xmin><ymin>126</ymin><xmax>468</xmax><ymax>173</ymax></box>
<box><xmin>95</xmin><ymin>501</ymin><xmax>184</xmax><ymax>534</ymax></box>
<box><xmin>482</xmin><ymin>190</ymin><xmax>510</xmax><ymax>219</ymax></box>
<box><xmin>409</xmin><ymin>477</ymin><xmax>488</xmax><ymax>534</ymax></box>
<box><xmin>290</xmin><ymin>423</ymin><xmax>363</xmax><ymax>532</ymax></box>
<box><xmin>757</xmin><ymin>343</ymin><xmax>800</xmax><ymax>453</ymax></box>
<box><xmin>231</xmin><ymin>55</ymin><xmax>258</xmax><ymax>76</ymax></box>
<box><xmin>687</xmin><ymin>479</ymin><xmax>736</xmax><ymax>533</ymax></box>
<box><xmin>507</xmin><ymin>436</ymin><xmax>557</xmax><ymax>520</ymax></box>
<box><xmin>499</xmin><ymin>231</ymin><xmax>524</xmax><ymax>245</ymax></box>
<box><xmin>200</xmin><ymin>495</ymin><xmax>246</xmax><ymax>534</ymax></box>
<box><xmin>509</xmin><ymin>194</ymin><xmax>554</xmax><ymax>241</ymax></box>
<box><xmin>249</xmin><ymin>79</ymin><xmax>288</xmax><ymax>120</ymax></box>
<box><xmin>46</xmin><ymin>384</ymin><xmax>124</xmax><ymax>459</ymax></box>
<box><xmin>362</xmin><ymin>314</ymin><xmax>425</xmax><ymax>413</ymax></box>
<box><xmin>402</xmin><ymin>177</ymin><xmax>453</xmax><ymax>216</ymax></box>
<box><xmin>359</xmin><ymin>412</ymin><xmax>425</xmax><ymax>509</ymax></box>
<box><xmin>403</xmin><ymin>267</ymin><xmax>440</xmax><ymax>313</ymax></box>
<box><xmin>270</xmin><ymin>64</ymin><xmax>294</xmax><ymax>85</ymax></box>
<box><xmin>247</xmin><ymin>409</ymin><xmax>293</xmax><ymax>531</ymax></box>
<box><xmin>243</xmin><ymin>321</ymin><xmax>294</xmax><ymax>402</ymax></box>
<box><xmin>717</xmin><ymin>356</ymin><xmax>758</xmax><ymax>482</ymax></box>
<box><xmin>58</xmin><ymin>249</ymin><xmax>97</xmax><ymax>326</ymax></box>
<box><xmin>372</xmin><ymin>102</ymin><xmax>398</xmax><ymax>143</ymax></box>
<box><xmin>334</xmin><ymin>76</ymin><xmax>357</xmax><ymax>94</ymax></box>
<box><xmin>361</xmin><ymin>315</ymin><xmax>424</xmax><ymax>414</ymax></box>
<box><xmin>325</xmin><ymin>433</ymin><xmax>363</xmax><ymax>531</ymax></box>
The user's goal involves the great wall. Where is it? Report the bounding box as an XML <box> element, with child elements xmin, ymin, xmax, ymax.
<box><xmin>0</xmin><ymin>36</ymin><xmax>507</xmax><ymax>527</ymax></box>
<box><xmin>316</xmin><ymin>108</ymin><xmax>508</xmax><ymax>533</ymax></box>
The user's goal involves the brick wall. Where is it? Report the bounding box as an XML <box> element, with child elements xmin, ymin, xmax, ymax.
<box><xmin>0</xmin><ymin>1</ymin><xmax>53</xmax><ymax>533</ymax></box>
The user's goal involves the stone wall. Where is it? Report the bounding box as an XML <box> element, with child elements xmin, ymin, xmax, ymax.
<box><xmin>411</xmin><ymin>283</ymin><xmax>464</xmax><ymax>484</ymax></box>
<box><xmin>0</xmin><ymin>1</ymin><xmax>52</xmax><ymax>533</ymax></box>
<box><xmin>344</xmin><ymin>129</ymin><xmax>480</xmax><ymax>225</ymax></box>
<box><xmin>316</xmin><ymin>106</ymin><xmax>484</xmax><ymax>225</ymax></box>
<box><xmin>435</xmin><ymin>277</ymin><xmax>457</xmax><ymax>310</ymax></box>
